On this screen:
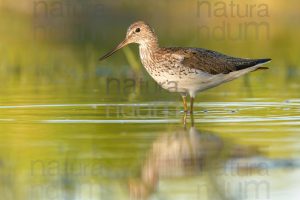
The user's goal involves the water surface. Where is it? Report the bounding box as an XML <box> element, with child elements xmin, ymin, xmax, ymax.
<box><xmin>0</xmin><ymin>80</ymin><xmax>299</xmax><ymax>200</ymax></box>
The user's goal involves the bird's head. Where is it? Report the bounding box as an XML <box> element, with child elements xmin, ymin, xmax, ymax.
<box><xmin>99</xmin><ymin>21</ymin><xmax>157</xmax><ymax>61</ymax></box>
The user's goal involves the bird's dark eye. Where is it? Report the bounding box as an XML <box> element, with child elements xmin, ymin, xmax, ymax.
<box><xmin>135</xmin><ymin>28</ymin><xmax>140</xmax><ymax>33</ymax></box>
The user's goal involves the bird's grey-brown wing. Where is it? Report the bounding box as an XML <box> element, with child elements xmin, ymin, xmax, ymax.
<box><xmin>173</xmin><ymin>48</ymin><xmax>271</xmax><ymax>75</ymax></box>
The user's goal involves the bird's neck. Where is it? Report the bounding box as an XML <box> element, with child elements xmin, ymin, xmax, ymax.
<box><xmin>139</xmin><ymin>37</ymin><xmax>160</xmax><ymax>64</ymax></box>
<box><xmin>139</xmin><ymin>44</ymin><xmax>158</xmax><ymax>66</ymax></box>
<box><xmin>140</xmin><ymin>36</ymin><xmax>159</xmax><ymax>49</ymax></box>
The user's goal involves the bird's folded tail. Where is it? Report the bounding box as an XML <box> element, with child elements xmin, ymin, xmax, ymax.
<box><xmin>236</xmin><ymin>58</ymin><xmax>271</xmax><ymax>72</ymax></box>
<box><xmin>249</xmin><ymin>58</ymin><xmax>271</xmax><ymax>72</ymax></box>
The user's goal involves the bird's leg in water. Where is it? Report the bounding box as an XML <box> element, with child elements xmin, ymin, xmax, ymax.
<box><xmin>182</xmin><ymin>113</ymin><xmax>187</xmax><ymax>128</ymax></box>
<box><xmin>181</xmin><ymin>95</ymin><xmax>188</xmax><ymax>112</ymax></box>
<box><xmin>190</xmin><ymin>97</ymin><xmax>194</xmax><ymax>114</ymax></box>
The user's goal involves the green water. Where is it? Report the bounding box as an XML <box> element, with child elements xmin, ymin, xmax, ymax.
<box><xmin>0</xmin><ymin>79</ymin><xmax>299</xmax><ymax>200</ymax></box>
<box><xmin>1</xmin><ymin>0</ymin><xmax>300</xmax><ymax>199</ymax></box>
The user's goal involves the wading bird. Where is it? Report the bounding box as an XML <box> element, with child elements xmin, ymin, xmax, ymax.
<box><xmin>100</xmin><ymin>21</ymin><xmax>271</xmax><ymax>113</ymax></box>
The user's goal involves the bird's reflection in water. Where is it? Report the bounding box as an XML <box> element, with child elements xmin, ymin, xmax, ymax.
<box><xmin>128</xmin><ymin>114</ymin><xmax>264</xmax><ymax>200</ymax></box>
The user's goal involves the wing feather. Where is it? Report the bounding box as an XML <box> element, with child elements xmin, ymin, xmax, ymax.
<box><xmin>168</xmin><ymin>48</ymin><xmax>270</xmax><ymax>75</ymax></box>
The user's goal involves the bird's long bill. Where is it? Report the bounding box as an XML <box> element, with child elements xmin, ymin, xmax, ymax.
<box><xmin>99</xmin><ymin>39</ymin><xmax>128</xmax><ymax>61</ymax></box>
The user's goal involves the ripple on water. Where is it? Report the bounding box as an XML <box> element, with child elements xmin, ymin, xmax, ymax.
<box><xmin>0</xmin><ymin>100</ymin><xmax>299</xmax><ymax>125</ymax></box>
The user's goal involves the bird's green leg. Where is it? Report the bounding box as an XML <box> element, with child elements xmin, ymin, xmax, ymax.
<box><xmin>181</xmin><ymin>95</ymin><xmax>188</xmax><ymax>112</ymax></box>
<box><xmin>190</xmin><ymin>112</ymin><xmax>194</xmax><ymax>127</ymax></box>
<box><xmin>183</xmin><ymin>112</ymin><xmax>187</xmax><ymax>129</ymax></box>
<box><xmin>190</xmin><ymin>97</ymin><xmax>194</xmax><ymax>114</ymax></box>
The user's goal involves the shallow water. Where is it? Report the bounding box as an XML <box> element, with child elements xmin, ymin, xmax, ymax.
<box><xmin>0</xmin><ymin>79</ymin><xmax>299</xmax><ymax>200</ymax></box>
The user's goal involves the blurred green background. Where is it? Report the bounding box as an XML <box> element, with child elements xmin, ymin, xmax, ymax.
<box><xmin>0</xmin><ymin>0</ymin><xmax>299</xmax><ymax>103</ymax></box>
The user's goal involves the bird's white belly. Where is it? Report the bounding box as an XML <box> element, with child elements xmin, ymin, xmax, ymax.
<box><xmin>148</xmin><ymin>65</ymin><xmax>260</xmax><ymax>97</ymax></box>
<box><xmin>150</xmin><ymin>69</ymin><xmax>213</xmax><ymax>94</ymax></box>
